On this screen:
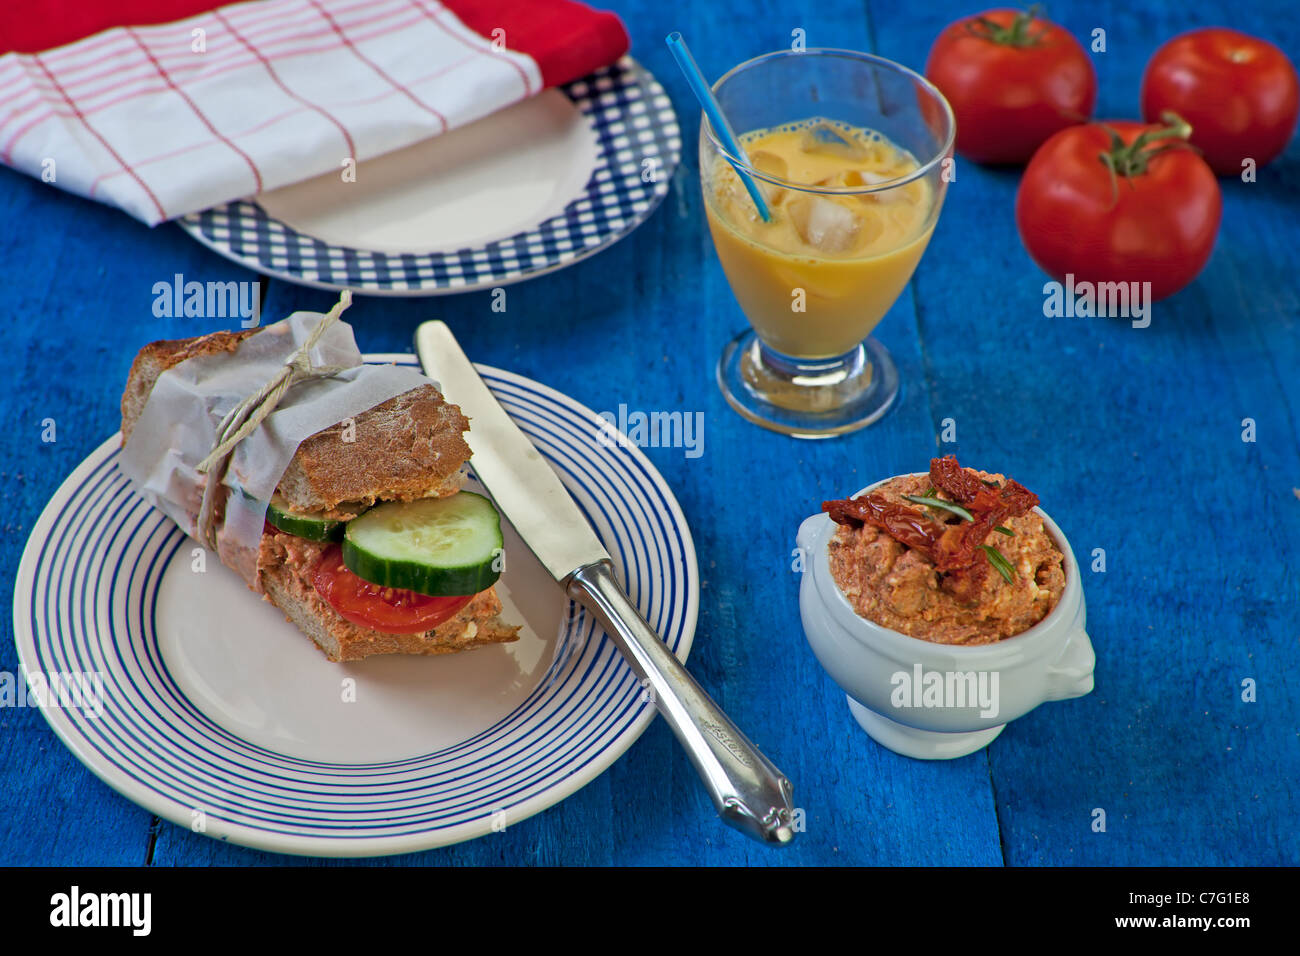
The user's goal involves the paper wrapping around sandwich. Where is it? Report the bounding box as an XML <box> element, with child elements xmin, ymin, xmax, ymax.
<box><xmin>119</xmin><ymin>311</ymin><xmax>429</xmax><ymax>589</ymax></box>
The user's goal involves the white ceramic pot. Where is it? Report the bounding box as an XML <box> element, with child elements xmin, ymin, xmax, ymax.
<box><xmin>797</xmin><ymin>476</ymin><xmax>1095</xmax><ymax>760</ymax></box>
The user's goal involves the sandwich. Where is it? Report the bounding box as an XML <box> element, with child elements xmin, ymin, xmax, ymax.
<box><xmin>121</xmin><ymin>327</ymin><xmax>520</xmax><ymax>662</ymax></box>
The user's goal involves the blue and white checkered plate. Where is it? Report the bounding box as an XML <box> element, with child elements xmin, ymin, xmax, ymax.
<box><xmin>13</xmin><ymin>357</ymin><xmax>698</xmax><ymax>857</ymax></box>
<box><xmin>177</xmin><ymin>58</ymin><xmax>681</xmax><ymax>295</ymax></box>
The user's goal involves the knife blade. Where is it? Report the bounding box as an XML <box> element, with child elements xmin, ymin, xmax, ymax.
<box><xmin>415</xmin><ymin>321</ymin><xmax>796</xmax><ymax>846</ymax></box>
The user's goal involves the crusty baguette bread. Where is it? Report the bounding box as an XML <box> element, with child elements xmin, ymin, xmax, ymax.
<box><xmin>121</xmin><ymin>327</ymin><xmax>472</xmax><ymax>513</ymax></box>
<box><xmin>276</xmin><ymin>386</ymin><xmax>470</xmax><ymax>515</ymax></box>
<box><xmin>122</xmin><ymin>327</ymin><xmax>520</xmax><ymax>661</ymax></box>
<box><xmin>121</xmin><ymin>329</ymin><xmax>257</xmax><ymax>443</ymax></box>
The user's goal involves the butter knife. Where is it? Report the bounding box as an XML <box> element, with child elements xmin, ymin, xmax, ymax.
<box><xmin>415</xmin><ymin>321</ymin><xmax>796</xmax><ymax>846</ymax></box>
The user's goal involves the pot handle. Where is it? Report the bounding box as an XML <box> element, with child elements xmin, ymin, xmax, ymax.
<box><xmin>1043</xmin><ymin>616</ymin><xmax>1096</xmax><ymax>701</ymax></box>
<box><xmin>796</xmin><ymin>514</ymin><xmax>825</xmax><ymax>553</ymax></box>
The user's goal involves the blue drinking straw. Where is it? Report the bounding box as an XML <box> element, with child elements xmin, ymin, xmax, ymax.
<box><xmin>665</xmin><ymin>32</ymin><xmax>772</xmax><ymax>222</ymax></box>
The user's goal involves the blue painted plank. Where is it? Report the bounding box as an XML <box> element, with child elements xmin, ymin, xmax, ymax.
<box><xmin>3</xmin><ymin>0</ymin><xmax>1297</xmax><ymax>867</ymax></box>
<box><xmin>0</xmin><ymin>162</ymin><xmax>272</xmax><ymax>865</ymax></box>
<box><xmin>870</xmin><ymin>0</ymin><xmax>1300</xmax><ymax>865</ymax></box>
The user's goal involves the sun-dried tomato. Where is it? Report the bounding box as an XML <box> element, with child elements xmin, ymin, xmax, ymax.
<box><xmin>823</xmin><ymin>494</ymin><xmax>939</xmax><ymax>552</ymax></box>
<box><xmin>824</xmin><ymin>457</ymin><xmax>1043</xmax><ymax>604</ymax></box>
<box><xmin>930</xmin><ymin>455</ymin><xmax>991</xmax><ymax>505</ymax></box>
<box><xmin>931</xmin><ymin>454</ymin><xmax>1039</xmax><ymax>516</ymax></box>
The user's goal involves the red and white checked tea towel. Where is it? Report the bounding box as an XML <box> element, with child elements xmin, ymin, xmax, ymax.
<box><xmin>0</xmin><ymin>0</ymin><xmax>628</xmax><ymax>225</ymax></box>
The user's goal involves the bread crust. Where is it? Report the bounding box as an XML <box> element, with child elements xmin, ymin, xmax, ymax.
<box><xmin>260</xmin><ymin>529</ymin><xmax>519</xmax><ymax>662</ymax></box>
<box><xmin>262</xmin><ymin>572</ymin><xmax>519</xmax><ymax>662</ymax></box>
<box><xmin>274</xmin><ymin>384</ymin><xmax>471</xmax><ymax>512</ymax></box>
<box><xmin>120</xmin><ymin>330</ymin><xmax>471</xmax><ymax>511</ymax></box>
<box><xmin>122</xmin><ymin>328</ymin><xmax>514</xmax><ymax>663</ymax></box>
<box><xmin>121</xmin><ymin>329</ymin><xmax>258</xmax><ymax>443</ymax></box>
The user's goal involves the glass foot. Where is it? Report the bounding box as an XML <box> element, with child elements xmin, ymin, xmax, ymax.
<box><xmin>716</xmin><ymin>329</ymin><xmax>899</xmax><ymax>438</ymax></box>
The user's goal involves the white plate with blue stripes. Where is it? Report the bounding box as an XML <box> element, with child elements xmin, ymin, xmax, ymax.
<box><xmin>177</xmin><ymin>57</ymin><xmax>681</xmax><ymax>296</ymax></box>
<box><xmin>12</xmin><ymin>357</ymin><xmax>698</xmax><ymax>857</ymax></box>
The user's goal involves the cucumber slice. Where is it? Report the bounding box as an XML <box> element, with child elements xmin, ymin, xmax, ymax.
<box><xmin>342</xmin><ymin>492</ymin><xmax>503</xmax><ymax>596</ymax></box>
<box><xmin>265</xmin><ymin>493</ymin><xmax>345</xmax><ymax>542</ymax></box>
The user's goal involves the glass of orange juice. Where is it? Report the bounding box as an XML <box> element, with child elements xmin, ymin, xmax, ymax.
<box><xmin>701</xmin><ymin>49</ymin><xmax>955</xmax><ymax>437</ymax></box>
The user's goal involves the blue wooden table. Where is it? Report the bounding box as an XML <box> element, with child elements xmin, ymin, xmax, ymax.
<box><xmin>2</xmin><ymin>0</ymin><xmax>1296</xmax><ymax>866</ymax></box>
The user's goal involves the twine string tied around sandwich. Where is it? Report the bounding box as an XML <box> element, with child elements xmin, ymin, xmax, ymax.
<box><xmin>194</xmin><ymin>291</ymin><xmax>354</xmax><ymax>551</ymax></box>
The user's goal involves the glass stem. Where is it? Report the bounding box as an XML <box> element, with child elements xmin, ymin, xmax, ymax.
<box><xmin>756</xmin><ymin>340</ymin><xmax>870</xmax><ymax>388</ymax></box>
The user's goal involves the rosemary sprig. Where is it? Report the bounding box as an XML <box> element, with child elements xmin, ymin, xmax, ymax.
<box><xmin>903</xmin><ymin>494</ymin><xmax>974</xmax><ymax>522</ymax></box>
<box><xmin>994</xmin><ymin>526</ymin><xmax>1014</xmax><ymax>536</ymax></box>
<box><xmin>979</xmin><ymin>545</ymin><xmax>1017</xmax><ymax>584</ymax></box>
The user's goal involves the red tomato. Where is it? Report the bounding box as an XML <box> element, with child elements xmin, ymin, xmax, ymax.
<box><xmin>1015</xmin><ymin>118</ymin><xmax>1222</xmax><ymax>301</ymax></box>
<box><xmin>1141</xmin><ymin>28</ymin><xmax>1299</xmax><ymax>176</ymax></box>
<box><xmin>312</xmin><ymin>545</ymin><xmax>473</xmax><ymax>634</ymax></box>
<box><xmin>925</xmin><ymin>8</ymin><xmax>1096</xmax><ymax>164</ymax></box>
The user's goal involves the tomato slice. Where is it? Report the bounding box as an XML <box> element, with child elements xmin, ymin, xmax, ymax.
<box><xmin>312</xmin><ymin>545</ymin><xmax>474</xmax><ymax>634</ymax></box>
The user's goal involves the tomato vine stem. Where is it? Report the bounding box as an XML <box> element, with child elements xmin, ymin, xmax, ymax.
<box><xmin>965</xmin><ymin>5</ymin><xmax>1047</xmax><ymax>47</ymax></box>
<box><xmin>1098</xmin><ymin>111</ymin><xmax>1194</xmax><ymax>203</ymax></box>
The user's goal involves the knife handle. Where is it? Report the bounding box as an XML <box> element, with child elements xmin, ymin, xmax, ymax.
<box><xmin>567</xmin><ymin>561</ymin><xmax>796</xmax><ymax>846</ymax></box>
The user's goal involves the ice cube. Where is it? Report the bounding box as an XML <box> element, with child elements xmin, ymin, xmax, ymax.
<box><xmin>799</xmin><ymin>121</ymin><xmax>868</xmax><ymax>161</ymax></box>
<box><xmin>815</xmin><ymin>169</ymin><xmax>891</xmax><ymax>192</ymax></box>
<box><xmin>843</xmin><ymin>169</ymin><xmax>890</xmax><ymax>188</ymax></box>
<box><xmin>708</xmin><ymin>156</ymin><xmax>765</xmax><ymax>221</ymax></box>
<box><xmin>787</xmin><ymin>196</ymin><xmax>868</xmax><ymax>253</ymax></box>
<box><xmin>710</xmin><ymin>174</ymin><xmax>759</xmax><ymax>225</ymax></box>
<box><xmin>749</xmin><ymin>150</ymin><xmax>789</xmax><ymax>206</ymax></box>
<box><xmin>821</xmin><ymin>170</ymin><xmax>926</xmax><ymax>209</ymax></box>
